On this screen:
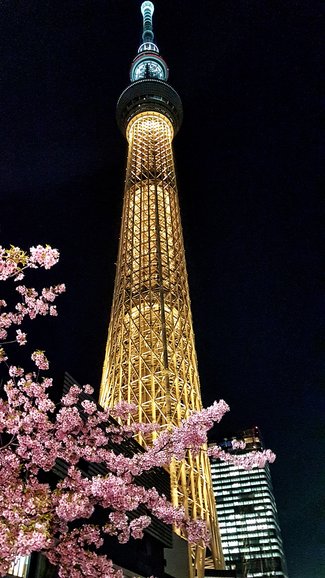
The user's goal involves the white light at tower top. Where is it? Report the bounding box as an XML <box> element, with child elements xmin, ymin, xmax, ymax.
<box><xmin>141</xmin><ymin>1</ymin><xmax>155</xmax><ymax>44</ymax></box>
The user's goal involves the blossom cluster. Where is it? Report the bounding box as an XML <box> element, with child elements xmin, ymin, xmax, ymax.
<box><xmin>0</xmin><ymin>245</ymin><xmax>59</xmax><ymax>281</ymax></box>
<box><xmin>0</xmin><ymin>368</ymin><xmax>275</xmax><ymax>577</ymax></box>
<box><xmin>0</xmin><ymin>247</ymin><xmax>276</xmax><ymax>578</ymax></box>
<box><xmin>0</xmin><ymin>246</ymin><xmax>65</xmax><ymax>353</ymax></box>
<box><xmin>208</xmin><ymin>444</ymin><xmax>276</xmax><ymax>469</ymax></box>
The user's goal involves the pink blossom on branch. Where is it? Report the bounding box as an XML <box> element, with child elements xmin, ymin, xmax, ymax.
<box><xmin>208</xmin><ymin>444</ymin><xmax>276</xmax><ymax>469</ymax></box>
<box><xmin>0</xmin><ymin>245</ymin><xmax>59</xmax><ymax>281</ymax></box>
<box><xmin>8</xmin><ymin>365</ymin><xmax>24</xmax><ymax>377</ymax></box>
<box><xmin>83</xmin><ymin>384</ymin><xmax>94</xmax><ymax>395</ymax></box>
<box><xmin>231</xmin><ymin>439</ymin><xmax>246</xmax><ymax>450</ymax></box>
<box><xmin>0</xmin><ymin>246</ymin><xmax>64</xmax><ymax>348</ymax></box>
<box><xmin>0</xmin><ymin>245</ymin><xmax>276</xmax><ymax>578</ymax></box>
<box><xmin>31</xmin><ymin>350</ymin><xmax>49</xmax><ymax>371</ymax></box>
<box><xmin>110</xmin><ymin>400</ymin><xmax>138</xmax><ymax>419</ymax></box>
<box><xmin>28</xmin><ymin>245</ymin><xmax>60</xmax><ymax>270</ymax></box>
<box><xmin>0</xmin><ymin>364</ymin><xmax>275</xmax><ymax>576</ymax></box>
<box><xmin>16</xmin><ymin>330</ymin><xmax>27</xmax><ymax>346</ymax></box>
<box><xmin>81</xmin><ymin>399</ymin><xmax>97</xmax><ymax>415</ymax></box>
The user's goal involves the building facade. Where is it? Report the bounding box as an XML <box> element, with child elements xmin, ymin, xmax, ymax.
<box><xmin>210</xmin><ymin>428</ymin><xmax>288</xmax><ymax>578</ymax></box>
<box><xmin>99</xmin><ymin>2</ymin><xmax>223</xmax><ymax>576</ymax></box>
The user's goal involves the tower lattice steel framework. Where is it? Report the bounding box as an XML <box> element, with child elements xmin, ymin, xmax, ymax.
<box><xmin>100</xmin><ymin>3</ymin><xmax>224</xmax><ymax>575</ymax></box>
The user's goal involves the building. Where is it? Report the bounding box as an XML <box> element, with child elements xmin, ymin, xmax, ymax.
<box><xmin>210</xmin><ymin>428</ymin><xmax>288</xmax><ymax>578</ymax></box>
<box><xmin>99</xmin><ymin>2</ymin><xmax>223</xmax><ymax>576</ymax></box>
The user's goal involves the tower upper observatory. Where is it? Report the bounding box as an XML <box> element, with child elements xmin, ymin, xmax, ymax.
<box><xmin>116</xmin><ymin>1</ymin><xmax>182</xmax><ymax>135</ymax></box>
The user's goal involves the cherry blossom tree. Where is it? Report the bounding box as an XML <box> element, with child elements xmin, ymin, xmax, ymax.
<box><xmin>0</xmin><ymin>246</ymin><xmax>275</xmax><ymax>578</ymax></box>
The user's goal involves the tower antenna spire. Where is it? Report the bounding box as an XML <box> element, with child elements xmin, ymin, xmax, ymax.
<box><xmin>129</xmin><ymin>0</ymin><xmax>167</xmax><ymax>82</ymax></box>
<box><xmin>141</xmin><ymin>1</ymin><xmax>155</xmax><ymax>44</ymax></box>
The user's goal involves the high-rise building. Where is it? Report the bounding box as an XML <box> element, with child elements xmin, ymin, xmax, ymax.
<box><xmin>99</xmin><ymin>2</ymin><xmax>224</xmax><ymax>576</ymax></box>
<box><xmin>210</xmin><ymin>428</ymin><xmax>288</xmax><ymax>578</ymax></box>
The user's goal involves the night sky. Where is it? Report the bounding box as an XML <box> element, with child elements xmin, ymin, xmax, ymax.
<box><xmin>1</xmin><ymin>1</ymin><xmax>324</xmax><ymax>577</ymax></box>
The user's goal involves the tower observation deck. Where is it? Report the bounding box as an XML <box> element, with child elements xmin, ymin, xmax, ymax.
<box><xmin>100</xmin><ymin>3</ymin><xmax>224</xmax><ymax>575</ymax></box>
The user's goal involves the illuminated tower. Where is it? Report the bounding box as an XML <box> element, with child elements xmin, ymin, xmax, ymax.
<box><xmin>100</xmin><ymin>3</ymin><xmax>224</xmax><ymax>575</ymax></box>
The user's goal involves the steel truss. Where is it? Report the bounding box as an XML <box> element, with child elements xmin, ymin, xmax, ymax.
<box><xmin>100</xmin><ymin>112</ymin><xmax>224</xmax><ymax>577</ymax></box>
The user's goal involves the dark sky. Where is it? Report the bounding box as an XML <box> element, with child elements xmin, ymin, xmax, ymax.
<box><xmin>0</xmin><ymin>1</ymin><xmax>324</xmax><ymax>577</ymax></box>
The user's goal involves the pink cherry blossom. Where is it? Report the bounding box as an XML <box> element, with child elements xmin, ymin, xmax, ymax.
<box><xmin>208</xmin><ymin>445</ymin><xmax>276</xmax><ymax>469</ymax></box>
<box><xmin>29</xmin><ymin>245</ymin><xmax>60</xmax><ymax>269</ymax></box>
<box><xmin>16</xmin><ymin>329</ymin><xmax>27</xmax><ymax>346</ymax></box>
<box><xmin>110</xmin><ymin>400</ymin><xmax>138</xmax><ymax>419</ymax></box>
<box><xmin>0</xmin><ymin>245</ymin><xmax>276</xmax><ymax>578</ymax></box>
<box><xmin>31</xmin><ymin>350</ymin><xmax>49</xmax><ymax>370</ymax></box>
<box><xmin>231</xmin><ymin>439</ymin><xmax>246</xmax><ymax>450</ymax></box>
<box><xmin>81</xmin><ymin>400</ymin><xmax>97</xmax><ymax>415</ymax></box>
<box><xmin>83</xmin><ymin>384</ymin><xmax>94</xmax><ymax>395</ymax></box>
<box><xmin>8</xmin><ymin>365</ymin><xmax>24</xmax><ymax>377</ymax></box>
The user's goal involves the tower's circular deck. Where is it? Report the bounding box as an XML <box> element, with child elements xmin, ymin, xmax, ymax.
<box><xmin>116</xmin><ymin>79</ymin><xmax>183</xmax><ymax>135</ymax></box>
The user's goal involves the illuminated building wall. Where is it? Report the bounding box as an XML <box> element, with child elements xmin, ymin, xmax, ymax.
<box><xmin>210</xmin><ymin>428</ymin><xmax>288</xmax><ymax>578</ymax></box>
<box><xmin>99</xmin><ymin>3</ymin><xmax>224</xmax><ymax>576</ymax></box>
<box><xmin>7</xmin><ymin>557</ymin><xmax>30</xmax><ymax>578</ymax></box>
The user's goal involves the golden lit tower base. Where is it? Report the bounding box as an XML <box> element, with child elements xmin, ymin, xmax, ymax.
<box><xmin>100</xmin><ymin>3</ymin><xmax>224</xmax><ymax>576</ymax></box>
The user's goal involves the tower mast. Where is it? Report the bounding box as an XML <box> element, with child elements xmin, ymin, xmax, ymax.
<box><xmin>100</xmin><ymin>3</ymin><xmax>224</xmax><ymax>575</ymax></box>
